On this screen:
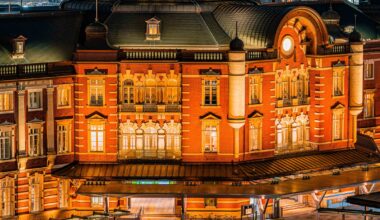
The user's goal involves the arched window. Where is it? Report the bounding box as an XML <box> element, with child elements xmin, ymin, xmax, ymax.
<box><xmin>144</xmin><ymin>126</ymin><xmax>157</xmax><ymax>150</ymax></box>
<box><xmin>123</xmin><ymin>80</ymin><xmax>134</xmax><ymax>104</ymax></box>
<box><xmin>157</xmin><ymin>129</ymin><xmax>166</xmax><ymax>150</ymax></box>
<box><xmin>121</xmin><ymin>126</ymin><xmax>136</xmax><ymax>151</ymax></box>
<box><xmin>167</xmin><ymin>79</ymin><xmax>179</xmax><ymax>104</ymax></box>
<box><xmin>165</xmin><ymin>122</ymin><xmax>181</xmax><ymax>153</ymax></box>
<box><xmin>145</xmin><ymin>79</ymin><xmax>156</xmax><ymax>104</ymax></box>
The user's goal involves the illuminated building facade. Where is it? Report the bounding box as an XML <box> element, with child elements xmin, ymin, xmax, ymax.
<box><xmin>0</xmin><ymin>0</ymin><xmax>380</xmax><ymax>219</ymax></box>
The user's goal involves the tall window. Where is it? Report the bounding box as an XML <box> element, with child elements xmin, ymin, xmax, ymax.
<box><xmin>123</xmin><ymin>80</ymin><xmax>134</xmax><ymax>104</ymax></box>
<box><xmin>57</xmin><ymin>123</ymin><xmax>70</xmax><ymax>154</ymax></box>
<box><xmin>28</xmin><ymin>125</ymin><xmax>43</xmax><ymax>157</ymax></box>
<box><xmin>249</xmin><ymin>76</ymin><xmax>262</xmax><ymax>104</ymax></box>
<box><xmin>364</xmin><ymin>91</ymin><xmax>375</xmax><ymax>118</ymax></box>
<box><xmin>30</xmin><ymin>174</ymin><xmax>43</xmax><ymax>212</ymax></box>
<box><xmin>0</xmin><ymin>129</ymin><xmax>12</xmax><ymax>160</ymax></box>
<box><xmin>145</xmin><ymin>17</ymin><xmax>161</xmax><ymax>40</ymax></box>
<box><xmin>121</xmin><ymin>125</ymin><xmax>136</xmax><ymax>152</ymax></box>
<box><xmin>145</xmin><ymin>79</ymin><xmax>156</xmax><ymax>104</ymax></box>
<box><xmin>57</xmin><ymin>85</ymin><xmax>71</xmax><ymax>107</ymax></box>
<box><xmin>249</xmin><ymin>115</ymin><xmax>262</xmax><ymax>151</ymax></box>
<box><xmin>0</xmin><ymin>177</ymin><xmax>14</xmax><ymax>217</ymax></box>
<box><xmin>276</xmin><ymin>73</ymin><xmax>291</xmax><ymax>106</ymax></box>
<box><xmin>332</xmin><ymin>106</ymin><xmax>344</xmax><ymax>140</ymax></box>
<box><xmin>89</xmin><ymin>79</ymin><xmax>104</xmax><ymax>106</ymax></box>
<box><xmin>167</xmin><ymin>79</ymin><xmax>179</xmax><ymax>104</ymax></box>
<box><xmin>58</xmin><ymin>179</ymin><xmax>69</xmax><ymax>209</ymax></box>
<box><xmin>333</xmin><ymin>68</ymin><xmax>344</xmax><ymax>96</ymax></box>
<box><xmin>144</xmin><ymin>126</ymin><xmax>157</xmax><ymax>151</ymax></box>
<box><xmin>203</xmin><ymin>79</ymin><xmax>219</xmax><ymax>105</ymax></box>
<box><xmin>90</xmin><ymin>123</ymin><xmax>104</xmax><ymax>152</ymax></box>
<box><xmin>0</xmin><ymin>92</ymin><xmax>13</xmax><ymax>112</ymax></box>
<box><xmin>364</xmin><ymin>61</ymin><xmax>375</xmax><ymax>80</ymax></box>
<box><xmin>202</xmin><ymin>116</ymin><xmax>219</xmax><ymax>153</ymax></box>
<box><xmin>28</xmin><ymin>90</ymin><xmax>42</xmax><ymax>110</ymax></box>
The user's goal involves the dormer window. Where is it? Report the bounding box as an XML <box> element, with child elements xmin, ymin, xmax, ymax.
<box><xmin>145</xmin><ymin>17</ymin><xmax>161</xmax><ymax>41</ymax></box>
<box><xmin>12</xmin><ymin>35</ymin><xmax>27</xmax><ymax>59</ymax></box>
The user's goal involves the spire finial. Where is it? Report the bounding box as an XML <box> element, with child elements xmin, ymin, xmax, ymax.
<box><xmin>95</xmin><ymin>0</ymin><xmax>99</xmax><ymax>22</ymax></box>
<box><xmin>235</xmin><ymin>21</ymin><xmax>238</xmax><ymax>39</ymax></box>
<box><xmin>329</xmin><ymin>0</ymin><xmax>333</xmax><ymax>10</ymax></box>
<box><xmin>354</xmin><ymin>14</ymin><xmax>357</xmax><ymax>29</ymax></box>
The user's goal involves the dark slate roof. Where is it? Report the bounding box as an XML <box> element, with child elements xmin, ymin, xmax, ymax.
<box><xmin>106</xmin><ymin>12</ymin><xmax>230</xmax><ymax>48</ymax></box>
<box><xmin>347</xmin><ymin>192</ymin><xmax>380</xmax><ymax>209</ymax></box>
<box><xmin>0</xmin><ymin>11</ymin><xmax>82</xmax><ymax>65</ymax></box>
<box><xmin>213</xmin><ymin>4</ymin><xmax>293</xmax><ymax>49</ymax></box>
<box><xmin>53</xmin><ymin>149</ymin><xmax>379</xmax><ymax>181</ymax></box>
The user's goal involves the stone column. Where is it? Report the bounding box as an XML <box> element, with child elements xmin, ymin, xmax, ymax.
<box><xmin>228</xmin><ymin>51</ymin><xmax>246</xmax><ymax>159</ymax></box>
<box><xmin>349</xmin><ymin>42</ymin><xmax>364</xmax><ymax>143</ymax></box>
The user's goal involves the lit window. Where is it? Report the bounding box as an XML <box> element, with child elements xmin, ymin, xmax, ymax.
<box><xmin>123</xmin><ymin>80</ymin><xmax>134</xmax><ymax>104</ymax></box>
<box><xmin>364</xmin><ymin>61</ymin><xmax>375</xmax><ymax>80</ymax></box>
<box><xmin>249</xmin><ymin>115</ymin><xmax>262</xmax><ymax>151</ymax></box>
<box><xmin>202</xmin><ymin>116</ymin><xmax>220</xmax><ymax>153</ymax></box>
<box><xmin>28</xmin><ymin>90</ymin><xmax>42</xmax><ymax>110</ymax></box>
<box><xmin>203</xmin><ymin>78</ymin><xmax>219</xmax><ymax>105</ymax></box>
<box><xmin>57</xmin><ymin>122</ymin><xmax>70</xmax><ymax>154</ymax></box>
<box><xmin>364</xmin><ymin>91</ymin><xmax>375</xmax><ymax>118</ymax></box>
<box><xmin>332</xmin><ymin>105</ymin><xmax>344</xmax><ymax>140</ymax></box>
<box><xmin>0</xmin><ymin>92</ymin><xmax>13</xmax><ymax>112</ymax></box>
<box><xmin>121</xmin><ymin>126</ymin><xmax>136</xmax><ymax>152</ymax></box>
<box><xmin>249</xmin><ymin>75</ymin><xmax>262</xmax><ymax>104</ymax></box>
<box><xmin>89</xmin><ymin>79</ymin><xmax>104</xmax><ymax>106</ymax></box>
<box><xmin>333</xmin><ymin>67</ymin><xmax>344</xmax><ymax>96</ymax></box>
<box><xmin>0</xmin><ymin>177</ymin><xmax>15</xmax><ymax>217</ymax></box>
<box><xmin>91</xmin><ymin>196</ymin><xmax>103</xmax><ymax>207</ymax></box>
<box><xmin>57</xmin><ymin>85</ymin><xmax>71</xmax><ymax>107</ymax></box>
<box><xmin>11</xmin><ymin>35</ymin><xmax>27</xmax><ymax>59</ymax></box>
<box><xmin>144</xmin><ymin>126</ymin><xmax>157</xmax><ymax>151</ymax></box>
<box><xmin>58</xmin><ymin>179</ymin><xmax>69</xmax><ymax>209</ymax></box>
<box><xmin>29</xmin><ymin>174</ymin><xmax>43</xmax><ymax>212</ymax></box>
<box><xmin>28</xmin><ymin>124</ymin><xmax>43</xmax><ymax>157</ymax></box>
<box><xmin>275</xmin><ymin>114</ymin><xmax>309</xmax><ymax>153</ymax></box>
<box><xmin>0</xmin><ymin>129</ymin><xmax>12</xmax><ymax>160</ymax></box>
<box><xmin>145</xmin><ymin>17</ymin><xmax>161</xmax><ymax>40</ymax></box>
<box><xmin>167</xmin><ymin>79</ymin><xmax>179</xmax><ymax>104</ymax></box>
<box><xmin>90</xmin><ymin>123</ymin><xmax>104</xmax><ymax>152</ymax></box>
<box><xmin>145</xmin><ymin>79</ymin><xmax>157</xmax><ymax>104</ymax></box>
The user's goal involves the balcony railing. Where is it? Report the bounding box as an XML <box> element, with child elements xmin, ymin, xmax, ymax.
<box><xmin>246</xmin><ymin>50</ymin><xmax>277</xmax><ymax>61</ymax></box>
<box><xmin>276</xmin><ymin>97</ymin><xmax>310</xmax><ymax>108</ymax></box>
<box><xmin>120</xmin><ymin>103</ymin><xmax>181</xmax><ymax>113</ymax></box>
<box><xmin>0</xmin><ymin>63</ymin><xmax>74</xmax><ymax>80</ymax></box>
<box><xmin>317</xmin><ymin>44</ymin><xmax>351</xmax><ymax>55</ymax></box>
<box><xmin>276</xmin><ymin>143</ymin><xmax>316</xmax><ymax>155</ymax></box>
<box><xmin>119</xmin><ymin>148</ymin><xmax>181</xmax><ymax>160</ymax></box>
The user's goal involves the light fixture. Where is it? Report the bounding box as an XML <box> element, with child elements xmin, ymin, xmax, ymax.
<box><xmin>281</xmin><ymin>35</ymin><xmax>294</xmax><ymax>56</ymax></box>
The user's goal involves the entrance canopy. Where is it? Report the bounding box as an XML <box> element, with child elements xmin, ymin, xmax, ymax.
<box><xmin>77</xmin><ymin>166</ymin><xmax>380</xmax><ymax>198</ymax></box>
<box><xmin>346</xmin><ymin>192</ymin><xmax>380</xmax><ymax>208</ymax></box>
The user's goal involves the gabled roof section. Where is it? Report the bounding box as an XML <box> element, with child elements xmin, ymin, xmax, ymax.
<box><xmin>0</xmin><ymin>11</ymin><xmax>82</xmax><ymax>65</ymax></box>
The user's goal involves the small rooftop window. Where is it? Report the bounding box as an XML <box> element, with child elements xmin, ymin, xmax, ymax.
<box><xmin>145</xmin><ymin>17</ymin><xmax>161</xmax><ymax>41</ymax></box>
<box><xmin>12</xmin><ymin>35</ymin><xmax>27</xmax><ymax>59</ymax></box>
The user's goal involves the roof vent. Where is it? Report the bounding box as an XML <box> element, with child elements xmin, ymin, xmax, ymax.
<box><xmin>321</xmin><ymin>4</ymin><xmax>340</xmax><ymax>25</ymax></box>
<box><xmin>11</xmin><ymin>35</ymin><xmax>27</xmax><ymax>59</ymax></box>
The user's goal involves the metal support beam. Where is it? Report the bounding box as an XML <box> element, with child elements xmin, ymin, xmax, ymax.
<box><xmin>181</xmin><ymin>195</ymin><xmax>185</xmax><ymax>220</ymax></box>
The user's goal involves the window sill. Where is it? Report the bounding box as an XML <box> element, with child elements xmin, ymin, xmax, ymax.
<box><xmin>28</xmin><ymin>108</ymin><xmax>43</xmax><ymax>112</ymax></box>
<box><xmin>57</xmin><ymin>152</ymin><xmax>73</xmax><ymax>156</ymax></box>
<box><xmin>364</xmin><ymin>78</ymin><xmax>375</xmax><ymax>81</ymax></box>
<box><xmin>201</xmin><ymin>105</ymin><xmax>220</xmax><ymax>108</ymax></box>
<box><xmin>57</xmin><ymin>105</ymin><xmax>72</xmax><ymax>109</ymax></box>
<box><xmin>0</xmin><ymin>158</ymin><xmax>16</xmax><ymax>163</ymax></box>
<box><xmin>27</xmin><ymin>155</ymin><xmax>47</xmax><ymax>159</ymax></box>
<box><xmin>87</xmin><ymin>105</ymin><xmax>105</xmax><ymax>107</ymax></box>
<box><xmin>0</xmin><ymin>110</ymin><xmax>14</xmax><ymax>114</ymax></box>
<box><xmin>332</xmin><ymin>95</ymin><xmax>344</xmax><ymax>98</ymax></box>
<box><xmin>89</xmin><ymin>151</ymin><xmax>105</xmax><ymax>153</ymax></box>
<box><xmin>248</xmin><ymin>103</ymin><xmax>263</xmax><ymax>107</ymax></box>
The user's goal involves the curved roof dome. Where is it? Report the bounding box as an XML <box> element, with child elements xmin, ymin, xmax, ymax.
<box><xmin>349</xmin><ymin>29</ymin><xmax>362</xmax><ymax>42</ymax></box>
<box><xmin>321</xmin><ymin>5</ymin><xmax>340</xmax><ymax>24</ymax></box>
<box><xmin>213</xmin><ymin>4</ymin><xmax>293</xmax><ymax>49</ymax></box>
<box><xmin>230</xmin><ymin>37</ymin><xmax>244</xmax><ymax>51</ymax></box>
<box><xmin>85</xmin><ymin>21</ymin><xmax>108</xmax><ymax>34</ymax></box>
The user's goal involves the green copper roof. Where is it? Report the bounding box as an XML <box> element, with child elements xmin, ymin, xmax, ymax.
<box><xmin>0</xmin><ymin>12</ymin><xmax>82</xmax><ymax>65</ymax></box>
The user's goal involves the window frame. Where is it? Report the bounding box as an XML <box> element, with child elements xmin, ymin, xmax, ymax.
<box><xmin>249</xmin><ymin>75</ymin><xmax>262</xmax><ymax>105</ymax></box>
<box><xmin>57</xmin><ymin>85</ymin><xmax>71</xmax><ymax>108</ymax></box>
<box><xmin>332</xmin><ymin>66</ymin><xmax>345</xmax><ymax>97</ymax></box>
<box><xmin>248</xmin><ymin>114</ymin><xmax>263</xmax><ymax>151</ymax></box>
<box><xmin>201</xmin><ymin>116</ymin><xmax>220</xmax><ymax>153</ymax></box>
<box><xmin>332</xmin><ymin>106</ymin><xmax>345</xmax><ymax>141</ymax></box>
<box><xmin>364</xmin><ymin>60</ymin><xmax>375</xmax><ymax>81</ymax></box>
<box><xmin>28</xmin><ymin>89</ymin><xmax>43</xmax><ymax>111</ymax></box>
<box><xmin>202</xmin><ymin>77</ymin><xmax>220</xmax><ymax>106</ymax></box>
<box><xmin>363</xmin><ymin>90</ymin><xmax>375</xmax><ymax>119</ymax></box>
<box><xmin>29</xmin><ymin>174</ymin><xmax>43</xmax><ymax>213</ymax></box>
<box><xmin>89</xmin><ymin>121</ymin><xmax>105</xmax><ymax>152</ymax></box>
<box><xmin>0</xmin><ymin>177</ymin><xmax>15</xmax><ymax>217</ymax></box>
<box><xmin>57</xmin><ymin>120</ymin><xmax>71</xmax><ymax>154</ymax></box>
<box><xmin>27</xmin><ymin>122</ymin><xmax>44</xmax><ymax>157</ymax></box>
<box><xmin>0</xmin><ymin>126</ymin><xmax>14</xmax><ymax>160</ymax></box>
<box><xmin>88</xmin><ymin>79</ymin><xmax>105</xmax><ymax>106</ymax></box>
<box><xmin>0</xmin><ymin>92</ymin><xmax>13</xmax><ymax>113</ymax></box>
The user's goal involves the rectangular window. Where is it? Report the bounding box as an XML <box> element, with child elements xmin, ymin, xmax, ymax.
<box><xmin>0</xmin><ymin>131</ymin><xmax>11</xmax><ymax>160</ymax></box>
<box><xmin>58</xmin><ymin>180</ymin><xmax>69</xmax><ymax>208</ymax></box>
<box><xmin>90</xmin><ymin>124</ymin><xmax>104</xmax><ymax>152</ymax></box>
<box><xmin>364</xmin><ymin>91</ymin><xmax>375</xmax><ymax>118</ymax></box>
<box><xmin>333</xmin><ymin>111</ymin><xmax>344</xmax><ymax>140</ymax></box>
<box><xmin>91</xmin><ymin>196</ymin><xmax>103</xmax><ymax>207</ymax></box>
<box><xmin>204</xmin><ymin>198</ymin><xmax>217</xmax><ymax>207</ymax></box>
<box><xmin>0</xmin><ymin>178</ymin><xmax>14</xmax><ymax>217</ymax></box>
<box><xmin>249</xmin><ymin>118</ymin><xmax>262</xmax><ymax>151</ymax></box>
<box><xmin>28</xmin><ymin>90</ymin><xmax>42</xmax><ymax>110</ymax></box>
<box><xmin>364</xmin><ymin>62</ymin><xmax>375</xmax><ymax>80</ymax></box>
<box><xmin>29</xmin><ymin>127</ymin><xmax>42</xmax><ymax>156</ymax></box>
<box><xmin>57</xmin><ymin>86</ymin><xmax>70</xmax><ymax>107</ymax></box>
<box><xmin>333</xmin><ymin>68</ymin><xmax>344</xmax><ymax>96</ymax></box>
<box><xmin>123</xmin><ymin>80</ymin><xmax>134</xmax><ymax>104</ymax></box>
<box><xmin>30</xmin><ymin>174</ymin><xmax>43</xmax><ymax>212</ymax></box>
<box><xmin>203</xmin><ymin>79</ymin><xmax>219</xmax><ymax>105</ymax></box>
<box><xmin>249</xmin><ymin>76</ymin><xmax>262</xmax><ymax>104</ymax></box>
<box><xmin>57</xmin><ymin>123</ymin><xmax>70</xmax><ymax>154</ymax></box>
<box><xmin>202</xmin><ymin>120</ymin><xmax>219</xmax><ymax>153</ymax></box>
<box><xmin>0</xmin><ymin>92</ymin><xmax>13</xmax><ymax>112</ymax></box>
<box><xmin>89</xmin><ymin>79</ymin><xmax>104</xmax><ymax>106</ymax></box>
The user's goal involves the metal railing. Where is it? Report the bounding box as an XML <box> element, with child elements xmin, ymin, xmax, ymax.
<box><xmin>0</xmin><ymin>63</ymin><xmax>74</xmax><ymax>80</ymax></box>
<box><xmin>119</xmin><ymin>149</ymin><xmax>181</xmax><ymax>160</ymax></box>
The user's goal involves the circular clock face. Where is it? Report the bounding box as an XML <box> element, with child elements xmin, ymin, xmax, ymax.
<box><xmin>281</xmin><ymin>35</ymin><xmax>294</xmax><ymax>56</ymax></box>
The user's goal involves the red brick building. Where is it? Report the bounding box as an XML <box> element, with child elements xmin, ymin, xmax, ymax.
<box><xmin>0</xmin><ymin>0</ymin><xmax>380</xmax><ymax>219</ymax></box>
